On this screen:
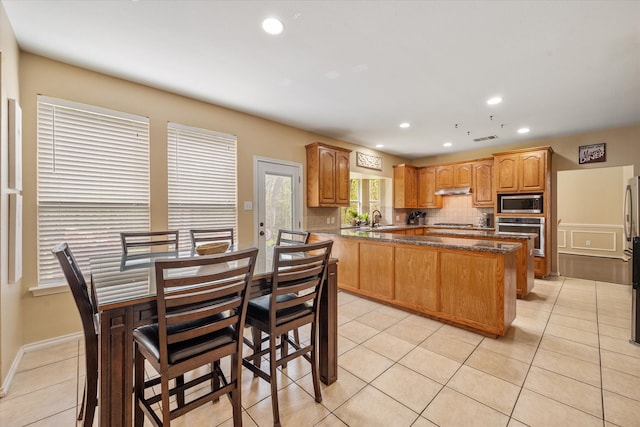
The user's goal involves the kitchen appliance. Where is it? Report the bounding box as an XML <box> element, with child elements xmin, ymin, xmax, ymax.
<box><xmin>481</xmin><ymin>213</ymin><xmax>494</xmax><ymax>228</ymax></box>
<box><xmin>434</xmin><ymin>186</ymin><xmax>471</xmax><ymax>196</ymax></box>
<box><xmin>496</xmin><ymin>217</ymin><xmax>545</xmax><ymax>256</ymax></box>
<box><xmin>624</xmin><ymin>176</ymin><xmax>640</xmax><ymax>257</ymax></box>
<box><xmin>406</xmin><ymin>211</ymin><xmax>425</xmax><ymax>225</ymax></box>
<box><xmin>499</xmin><ymin>194</ymin><xmax>543</xmax><ymax>214</ymax></box>
<box><xmin>632</xmin><ymin>236</ymin><xmax>640</xmax><ymax>345</ymax></box>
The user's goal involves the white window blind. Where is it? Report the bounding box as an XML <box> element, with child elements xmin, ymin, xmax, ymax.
<box><xmin>168</xmin><ymin>123</ymin><xmax>237</xmax><ymax>250</ymax></box>
<box><xmin>37</xmin><ymin>96</ymin><xmax>150</xmax><ymax>286</ymax></box>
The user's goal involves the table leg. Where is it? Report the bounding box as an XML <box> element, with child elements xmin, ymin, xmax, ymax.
<box><xmin>319</xmin><ymin>262</ymin><xmax>338</xmax><ymax>384</ymax></box>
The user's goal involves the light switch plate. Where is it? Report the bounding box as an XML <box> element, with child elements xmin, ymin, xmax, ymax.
<box><xmin>243</xmin><ymin>201</ymin><xmax>252</xmax><ymax>210</ymax></box>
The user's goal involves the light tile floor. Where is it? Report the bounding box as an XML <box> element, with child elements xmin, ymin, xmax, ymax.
<box><xmin>2</xmin><ymin>276</ymin><xmax>640</xmax><ymax>426</ymax></box>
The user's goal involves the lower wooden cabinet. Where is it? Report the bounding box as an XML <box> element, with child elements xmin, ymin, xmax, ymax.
<box><xmin>394</xmin><ymin>247</ymin><xmax>438</xmax><ymax>311</ymax></box>
<box><xmin>318</xmin><ymin>234</ymin><xmax>517</xmax><ymax>336</ymax></box>
<box><xmin>359</xmin><ymin>243</ymin><xmax>394</xmax><ymax>298</ymax></box>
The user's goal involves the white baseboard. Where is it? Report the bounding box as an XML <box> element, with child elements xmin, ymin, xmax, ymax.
<box><xmin>0</xmin><ymin>332</ymin><xmax>83</xmax><ymax>398</ymax></box>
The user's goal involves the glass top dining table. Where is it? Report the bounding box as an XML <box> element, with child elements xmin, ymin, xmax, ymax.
<box><xmin>90</xmin><ymin>243</ymin><xmax>338</xmax><ymax>427</ymax></box>
<box><xmin>90</xmin><ymin>244</ymin><xmax>277</xmax><ymax>310</ymax></box>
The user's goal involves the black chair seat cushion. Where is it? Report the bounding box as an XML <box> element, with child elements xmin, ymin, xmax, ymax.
<box><xmin>247</xmin><ymin>293</ymin><xmax>312</xmax><ymax>325</ymax></box>
<box><xmin>133</xmin><ymin>314</ymin><xmax>234</xmax><ymax>364</ymax></box>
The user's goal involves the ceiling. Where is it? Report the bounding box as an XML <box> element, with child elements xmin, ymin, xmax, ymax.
<box><xmin>3</xmin><ymin>0</ymin><xmax>640</xmax><ymax>159</ymax></box>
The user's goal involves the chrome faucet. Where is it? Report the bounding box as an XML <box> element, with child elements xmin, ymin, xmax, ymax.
<box><xmin>371</xmin><ymin>210</ymin><xmax>382</xmax><ymax>227</ymax></box>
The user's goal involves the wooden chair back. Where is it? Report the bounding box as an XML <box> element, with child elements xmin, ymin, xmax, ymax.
<box><xmin>270</xmin><ymin>240</ymin><xmax>333</xmax><ymax>327</ymax></box>
<box><xmin>189</xmin><ymin>228</ymin><xmax>234</xmax><ymax>249</ymax></box>
<box><xmin>51</xmin><ymin>242</ymin><xmax>98</xmax><ymax>427</ymax></box>
<box><xmin>155</xmin><ymin>248</ymin><xmax>257</xmax><ymax>369</ymax></box>
<box><xmin>120</xmin><ymin>230</ymin><xmax>179</xmax><ymax>255</ymax></box>
<box><xmin>276</xmin><ymin>229</ymin><xmax>310</xmax><ymax>246</ymax></box>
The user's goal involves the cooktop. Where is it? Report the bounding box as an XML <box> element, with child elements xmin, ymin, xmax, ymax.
<box><xmin>432</xmin><ymin>223</ymin><xmax>474</xmax><ymax>228</ymax></box>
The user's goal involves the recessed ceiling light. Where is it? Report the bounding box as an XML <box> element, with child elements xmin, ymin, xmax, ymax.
<box><xmin>443</xmin><ymin>142</ymin><xmax>453</xmax><ymax>147</ymax></box>
<box><xmin>487</xmin><ymin>97</ymin><xmax>502</xmax><ymax>105</ymax></box>
<box><xmin>517</xmin><ymin>127</ymin><xmax>530</xmax><ymax>134</ymax></box>
<box><xmin>375</xmin><ymin>144</ymin><xmax>384</xmax><ymax>148</ymax></box>
<box><xmin>399</xmin><ymin>122</ymin><xmax>410</xmax><ymax>128</ymax></box>
<box><xmin>262</xmin><ymin>18</ymin><xmax>284</xmax><ymax>35</ymax></box>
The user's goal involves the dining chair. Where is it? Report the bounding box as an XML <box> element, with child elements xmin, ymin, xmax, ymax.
<box><xmin>242</xmin><ymin>240</ymin><xmax>333</xmax><ymax>427</ymax></box>
<box><xmin>276</xmin><ymin>229</ymin><xmax>310</xmax><ymax>246</ymax></box>
<box><xmin>189</xmin><ymin>228</ymin><xmax>234</xmax><ymax>249</ymax></box>
<box><xmin>51</xmin><ymin>243</ymin><xmax>98</xmax><ymax>427</ymax></box>
<box><xmin>120</xmin><ymin>230</ymin><xmax>179</xmax><ymax>255</ymax></box>
<box><xmin>275</xmin><ymin>229</ymin><xmax>311</xmax><ymax>344</ymax></box>
<box><xmin>133</xmin><ymin>248</ymin><xmax>258</xmax><ymax>427</ymax></box>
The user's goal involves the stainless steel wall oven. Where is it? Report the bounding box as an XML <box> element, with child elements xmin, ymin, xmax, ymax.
<box><xmin>497</xmin><ymin>217</ymin><xmax>545</xmax><ymax>256</ymax></box>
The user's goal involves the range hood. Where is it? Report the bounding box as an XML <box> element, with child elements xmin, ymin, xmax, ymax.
<box><xmin>434</xmin><ymin>187</ymin><xmax>472</xmax><ymax>196</ymax></box>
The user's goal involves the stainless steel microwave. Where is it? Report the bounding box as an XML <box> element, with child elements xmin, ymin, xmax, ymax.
<box><xmin>499</xmin><ymin>194</ymin><xmax>543</xmax><ymax>214</ymax></box>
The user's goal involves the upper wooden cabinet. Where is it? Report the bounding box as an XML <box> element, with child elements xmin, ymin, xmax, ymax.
<box><xmin>417</xmin><ymin>167</ymin><xmax>442</xmax><ymax>208</ymax></box>
<box><xmin>393</xmin><ymin>164</ymin><xmax>417</xmax><ymax>208</ymax></box>
<box><xmin>435</xmin><ymin>163</ymin><xmax>472</xmax><ymax>190</ymax></box>
<box><xmin>472</xmin><ymin>160</ymin><xmax>494</xmax><ymax>207</ymax></box>
<box><xmin>306</xmin><ymin>142</ymin><xmax>352</xmax><ymax>207</ymax></box>
<box><xmin>494</xmin><ymin>148</ymin><xmax>550</xmax><ymax>192</ymax></box>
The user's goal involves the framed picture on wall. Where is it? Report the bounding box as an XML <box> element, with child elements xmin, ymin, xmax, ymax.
<box><xmin>578</xmin><ymin>143</ymin><xmax>606</xmax><ymax>165</ymax></box>
<box><xmin>9</xmin><ymin>98</ymin><xmax>23</xmax><ymax>190</ymax></box>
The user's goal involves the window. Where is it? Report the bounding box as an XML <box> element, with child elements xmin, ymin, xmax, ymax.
<box><xmin>167</xmin><ymin>123</ymin><xmax>237</xmax><ymax>250</ymax></box>
<box><xmin>37</xmin><ymin>96</ymin><xmax>150</xmax><ymax>285</ymax></box>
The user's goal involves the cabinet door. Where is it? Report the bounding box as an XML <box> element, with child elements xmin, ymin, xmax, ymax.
<box><xmin>520</xmin><ymin>151</ymin><xmax>546</xmax><ymax>191</ymax></box>
<box><xmin>393</xmin><ymin>164</ymin><xmax>417</xmax><ymax>208</ymax></box>
<box><xmin>495</xmin><ymin>154</ymin><xmax>519</xmax><ymax>192</ymax></box>
<box><xmin>453</xmin><ymin>163</ymin><xmax>472</xmax><ymax>187</ymax></box>
<box><xmin>334</xmin><ymin>150</ymin><xmax>351</xmax><ymax>204</ymax></box>
<box><xmin>359</xmin><ymin>243</ymin><xmax>394</xmax><ymax>299</ymax></box>
<box><xmin>472</xmin><ymin>161</ymin><xmax>494</xmax><ymax>207</ymax></box>
<box><xmin>318</xmin><ymin>147</ymin><xmax>337</xmax><ymax>205</ymax></box>
<box><xmin>405</xmin><ymin>166</ymin><xmax>418</xmax><ymax>208</ymax></box>
<box><xmin>418</xmin><ymin>167</ymin><xmax>442</xmax><ymax>208</ymax></box>
<box><xmin>435</xmin><ymin>165</ymin><xmax>454</xmax><ymax>189</ymax></box>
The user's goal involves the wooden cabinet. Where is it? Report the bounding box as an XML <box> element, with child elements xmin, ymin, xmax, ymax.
<box><xmin>435</xmin><ymin>163</ymin><xmax>471</xmax><ymax>190</ymax></box>
<box><xmin>393</xmin><ymin>164</ymin><xmax>417</xmax><ymax>208</ymax></box>
<box><xmin>306</xmin><ymin>142</ymin><xmax>352</xmax><ymax>207</ymax></box>
<box><xmin>417</xmin><ymin>167</ymin><xmax>442</xmax><ymax>208</ymax></box>
<box><xmin>472</xmin><ymin>160</ymin><xmax>494</xmax><ymax>207</ymax></box>
<box><xmin>494</xmin><ymin>149</ymin><xmax>547</xmax><ymax>192</ymax></box>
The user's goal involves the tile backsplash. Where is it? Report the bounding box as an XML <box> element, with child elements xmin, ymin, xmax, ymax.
<box><xmin>426</xmin><ymin>194</ymin><xmax>493</xmax><ymax>226</ymax></box>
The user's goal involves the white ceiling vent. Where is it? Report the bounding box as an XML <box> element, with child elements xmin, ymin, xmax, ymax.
<box><xmin>473</xmin><ymin>135</ymin><xmax>499</xmax><ymax>142</ymax></box>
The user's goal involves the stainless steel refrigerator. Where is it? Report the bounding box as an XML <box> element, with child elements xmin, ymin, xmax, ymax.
<box><xmin>625</xmin><ymin>176</ymin><xmax>640</xmax><ymax>344</ymax></box>
<box><xmin>624</xmin><ymin>176</ymin><xmax>640</xmax><ymax>256</ymax></box>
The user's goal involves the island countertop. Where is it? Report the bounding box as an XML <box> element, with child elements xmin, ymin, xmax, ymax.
<box><xmin>427</xmin><ymin>229</ymin><xmax>537</xmax><ymax>241</ymax></box>
<box><xmin>313</xmin><ymin>229</ymin><xmax>521</xmax><ymax>254</ymax></box>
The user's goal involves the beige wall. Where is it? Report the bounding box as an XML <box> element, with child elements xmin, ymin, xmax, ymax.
<box><xmin>0</xmin><ymin>3</ymin><xmax>22</xmax><ymax>389</ymax></box>
<box><xmin>17</xmin><ymin>53</ymin><xmax>405</xmax><ymax>345</ymax></box>
<box><xmin>557</xmin><ymin>166</ymin><xmax>630</xmax><ymax>258</ymax></box>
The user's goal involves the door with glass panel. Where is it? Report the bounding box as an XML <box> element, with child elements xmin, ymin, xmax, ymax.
<box><xmin>255</xmin><ymin>157</ymin><xmax>303</xmax><ymax>252</ymax></box>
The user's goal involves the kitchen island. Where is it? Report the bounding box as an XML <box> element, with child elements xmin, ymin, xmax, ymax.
<box><xmin>310</xmin><ymin>230</ymin><xmax>520</xmax><ymax>336</ymax></box>
<box><xmin>426</xmin><ymin>229</ymin><xmax>536</xmax><ymax>298</ymax></box>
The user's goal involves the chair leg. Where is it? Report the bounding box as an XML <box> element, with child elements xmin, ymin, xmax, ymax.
<box><xmin>281</xmin><ymin>333</ymin><xmax>288</xmax><ymax>369</ymax></box>
<box><xmin>211</xmin><ymin>361</ymin><xmax>220</xmax><ymax>403</ymax></box>
<box><xmin>269</xmin><ymin>334</ymin><xmax>281</xmax><ymax>427</ymax></box>
<box><xmin>251</xmin><ymin>327</ymin><xmax>262</xmax><ymax>372</ymax></box>
<box><xmin>310</xmin><ymin>324</ymin><xmax>322</xmax><ymax>404</ymax></box>
<box><xmin>293</xmin><ymin>328</ymin><xmax>300</xmax><ymax>345</ymax></box>
<box><xmin>176</xmin><ymin>375</ymin><xmax>185</xmax><ymax>407</ymax></box>
<box><xmin>83</xmin><ymin>371</ymin><xmax>98</xmax><ymax>427</ymax></box>
<box><xmin>134</xmin><ymin>347</ymin><xmax>145</xmax><ymax>427</ymax></box>
<box><xmin>161</xmin><ymin>376</ymin><xmax>172</xmax><ymax>427</ymax></box>
<box><xmin>77</xmin><ymin>384</ymin><xmax>86</xmax><ymax>421</ymax></box>
<box><xmin>230</xmin><ymin>354</ymin><xmax>242</xmax><ymax>426</ymax></box>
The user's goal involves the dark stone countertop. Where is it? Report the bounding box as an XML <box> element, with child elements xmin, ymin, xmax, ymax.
<box><xmin>313</xmin><ymin>229</ymin><xmax>521</xmax><ymax>254</ymax></box>
<box><xmin>427</xmin><ymin>229</ymin><xmax>537</xmax><ymax>241</ymax></box>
